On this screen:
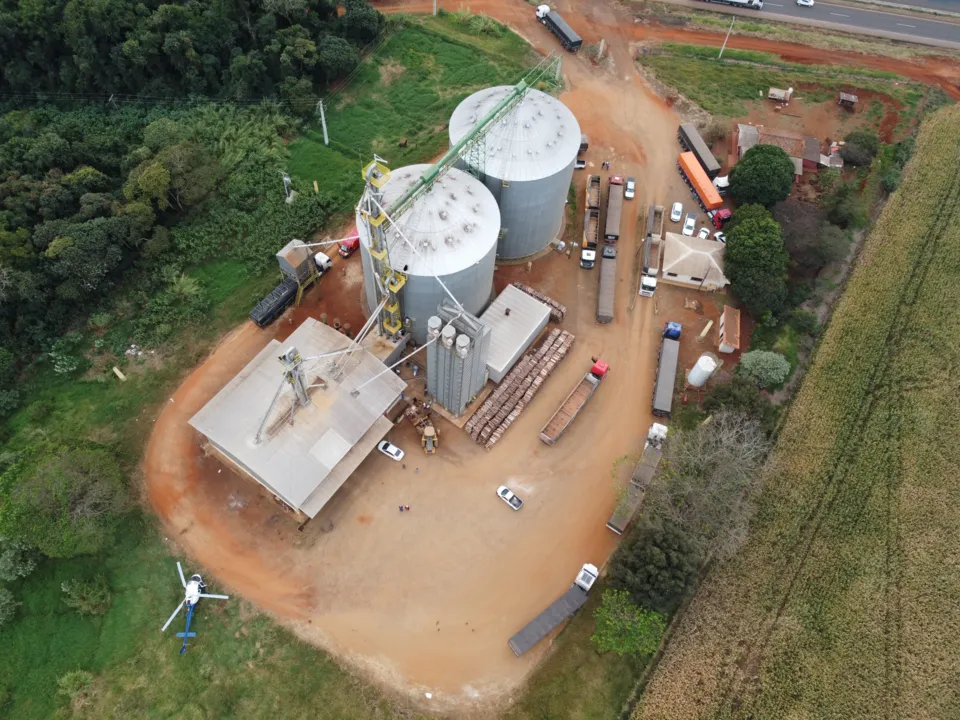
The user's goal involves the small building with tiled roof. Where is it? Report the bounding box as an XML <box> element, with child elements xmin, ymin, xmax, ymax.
<box><xmin>718</xmin><ymin>305</ymin><xmax>741</xmax><ymax>354</ymax></box>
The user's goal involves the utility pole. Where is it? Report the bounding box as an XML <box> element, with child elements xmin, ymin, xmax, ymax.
<box><xmin>433</xmin><ymin>0</ymin><xmax>437</xmax><ymax>15</ymax></box>
<box><xmin>316</xmin><ymin>99</ymin><xmax>329</xmax><ymax>146</ymax></box>
<box><xmin>718</xmin><ymin>17</ymin><xmax>735</xmax><ymax>59</ymax></box>
<box><xmin>597</xmin><ymin>39</ymin><xmax>605</xmax><ymax>63</ymax></box>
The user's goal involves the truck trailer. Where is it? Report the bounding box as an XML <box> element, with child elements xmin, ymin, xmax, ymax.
<box><xmin>535</xmin><ymin>5</ymin><xmax>583</xmax><ymax>52</ymax></box>
<box><xmin>597</xmin><ymin>248</ymin><xmax>617</xmax><ymax>323</ymax></box>
<box><xmin>640</xmin><ymin>204</ymin><xmax>664</xmax><ymax>298</ymax></box>
<box><xmin>604</xmin><ymin>175</ymin><xmax>624</xmax><ymax>241</ymax></box>
<box><xmin>581</xmin><ymin>208</ymin><xmax>600</xmax><ymax>269</ymax></box>
<box><xmin>677</xmin><ymin>123</ymin><xmax>721</xmax><ymax>179</ymax></box>
<box><xmin>539</xmin><ymin>360</ymin><xmax>609</xmax><ymax>445</ymax></box>
<box><xmin>653</xmin><ymin>322</ymin><xmax>681</xmax><ymax>418</ymax></box>
<box><xmin>586</xmin><ymin>174</ymin><xmax>601</xmax><ymax>209</ymax></box>
<box><xmin>249</xmin><ymin>278</ymin><xmax>298</xmax><ymax>328</ymax></box>
<box><xmin>606</xmin><ymin>423</ymin><xmax>668</xmax><ymax>534</ymax></box>
<box><xmin>508</xmin><ymin>563</ymin><xmax>599</xmax><ymax>657</ymax></box>
<box><xmin>678</xmin><ymin>152</ymin><xmax>722</xmax><ymax>212</ymax></box>
<box><xmin>697</xmin><ymin>0</ymin><xmax>763</xmax><ymax>9</ymax></box>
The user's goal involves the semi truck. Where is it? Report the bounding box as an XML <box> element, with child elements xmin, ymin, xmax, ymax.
<box><xmin>586</xmin><ymin>174</ymin><xmax>601</xmax><ymax>209</ymax></box>
<box><xmin>697</xmin><ymin>0</ymin><xmax>763</xmax><ymax>9</ymax></box>
<box><xmin>606</xmin><ymin>423</ymin><xmax>669</xmax><ymax>534</ymax></box>
<box><xmin>580</xmin><ymin>208</ymin><xmax>600</xmax><ymax>269</ymax></box>
<box><xmin>604</xmin><ymin>175</ymin><xmax>624</xmax><ymax>242</ymax></box>
<box><xmin>678</xmin><ymin>152</ymin><xmax>722</xmax><ymax>212</ymax></box>
<box><xmin>539</xmin><ymin>360</ymin><xmax>609</xmax><ymax>445</ymax></box>
<box><xmin>653</xmin><ymin>322</ymin><xmax>681</xmax><ymax>418</ymax></box>
<box><xmin>508</xmin><ymin>563</ymin><xmax>599</xmax><ymax>657</ymax></box>
<box><xmin>677</xmin><ymin>123</ymin><xmax>721</xmax><ymax>179</ymax></box>
<box><xmin>535</xmin><ymin>5</ymin><xmax>583</xmax><ymax>52</ymax></box>
<box><xmin>597</xmin><ymin>247</ymin><xmax>617</xmax><ymax>324</ymax></box>
<box><xmin>639</xmin><ymin>204</ymin><xmax>664</xmax><ymax>298</ymax></box>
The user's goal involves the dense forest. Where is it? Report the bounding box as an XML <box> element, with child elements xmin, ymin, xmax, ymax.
<box><xmin>0</xmin><ymin>0</ymin><xmax>387</xmax><ymax>427</ymax></box>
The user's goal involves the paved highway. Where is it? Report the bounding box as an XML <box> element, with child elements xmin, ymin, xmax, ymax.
<box><xmin>678</xmin><ymin>0</ymin><xmax>960</xmax><ymax>47</ymax></box>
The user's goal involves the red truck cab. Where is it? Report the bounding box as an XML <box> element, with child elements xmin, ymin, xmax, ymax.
<box><xmin>712</xmin><ymin>209</ymin><xmax>732</xmax><ymax>228</ymax></box>
<box><xmin>339</xmin><ymin>227</ymin><xmax>360</xmax><ymax>258</ymax></box>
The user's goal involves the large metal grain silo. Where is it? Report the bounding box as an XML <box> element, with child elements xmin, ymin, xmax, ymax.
<box><xmin>356</xmin><ymin>165</ymin><xmax>499</xmax><ymax>344</ymax></box>
<box><xmin>449</xmin><ymin>86</ymin><xmax>581</xmax><ymax>260</ymax></box>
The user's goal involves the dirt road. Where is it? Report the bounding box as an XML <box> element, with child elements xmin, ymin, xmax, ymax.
<box><xmin>141</xmin><ymin>0</ymin><xmax>950</xmax><ymax>712</ymax></box>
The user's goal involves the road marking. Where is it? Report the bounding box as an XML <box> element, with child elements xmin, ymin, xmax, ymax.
<box><xmin>829</xmin><ymin>12</ymin><xmax>850</xmax><ymax>16</ymax></box>
<box><xmin>766</xmin><ymin>2</ymin><xmax>783</xmax><ymax>5</ymax></box>
<box><xmin>896</xmin><ymin>22</ymin><xmax>916</xmax><ymax>28</ymax></box>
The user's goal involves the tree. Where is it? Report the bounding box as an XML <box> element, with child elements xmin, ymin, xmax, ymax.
<box><xmin>0</xmin><ymin>587</ymin><xmax>18</xmax><ymax>628</ymax></box>
<box><xmin>0</xmin><ymin>446</ymin><xmax>129</xmax><ymax>558</ymax></box>
<box><xmin>738</xmin><ymin>350</ymin><xmax>791</xmax><ymax>389</ymax></box>
<box><xmin>840</xmin><ymin>129</ymin><xmax>879</xmax><ymax>167</ymax></box>
<box><xmin>774</xmin><ymin>200</ymin><xmax>849</xmax><ymax>272</ymax></box>
<box><xmin>817</xmin><ymin>223</ymin><xmax>849</xmax><ymax>265</ymax></box>
<box><xmin>643</xmin><ymin>411</ymin><xmax>770</xmax><ymax>561</ymax></box>
<box><xmin>61</xmin><ymin>575</ymin><xmax>112</xmax><ymax>615</ymax></box>
<box><xmin>722</xmin><ymin>203</ymin><xmax>771</xmax><ymax>235</ymax></box>
<box><xmin>608</xmin><ymin>522</ymin><xmax>700</xmax><ymax>615</ymax></box>
<box><xmin>341</xmin><ymin>0</ymin><xmax>385</xmax><ymax>43</ymax></box>
<box><xmin>730</xmin><ymin>144</ymin><xmax>795</xmax><ymax>207</ymax></box>
<box><xmin>0</xmin><ymin>535</ymin><xmax>36</xmax><ymax>582</ymax></box>
<box><xmin>591</xmin><ymin>589</ymin><xmax>666</xmax><ymax>657</ymax></box>
<box><xmin>317</xmin><ymin>36</ymin><xmax>360</xmax><ymax>81</ymax></box>
<box><xmin>724</xmin><ymin>216</ymin><xmax>789</xmax><ymax>315</ymax></box>
<box><xmin>702</xmin><ymin>377</ymin><xmax>777</xmax><ymax>437</ymax></box>
<box><xmin>822</xmin><ymin>180</ymin><xmax>866</xmax><ymax>229</ymax></box>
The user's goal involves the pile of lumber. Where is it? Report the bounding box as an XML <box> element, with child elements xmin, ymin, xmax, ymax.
<box><xmin>511</xmin><ymin>283</ymin><xmax>566</xmax><ymax>323</ymax></box>
<box><xmin>465</xmin><ymin>328</ymin><xmax>575</xmax><ymax>449</ymax></box>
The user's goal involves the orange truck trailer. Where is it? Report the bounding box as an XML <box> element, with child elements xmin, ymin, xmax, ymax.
<box><xmin>678</xmin><ymin>152</ymin><xmax>722</xmax><ymax>212</ymax></box>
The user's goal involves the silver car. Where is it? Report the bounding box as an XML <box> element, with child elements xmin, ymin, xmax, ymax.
<box><xmin>682</xmin><ymin>213</ymin><xmax>697</xmax><ymax>236</ymax></box>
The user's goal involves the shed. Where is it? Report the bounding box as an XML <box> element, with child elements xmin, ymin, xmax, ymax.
<box><xmin>661</xmin><ymin>233</ymin><xmax>728</xmax><ymax>292</ymax></box>
<box><xmin>838</xmin><ymin>92</ymin><xmax>858</xmax><ymax>108</ymax></box>
<box><xmin>479</xmin><ymin>284</ymin><xmax>551</xmax><ymax>383</ymax></box>
<box><xmin>189</xmin><ymin>318</ymin><xmax>406</xmax><ymax>518</ymax></box>
<box><xmin>718</xmin><ymin>305</ymin><xmax>741</xmax><ymax>354</ymax></box>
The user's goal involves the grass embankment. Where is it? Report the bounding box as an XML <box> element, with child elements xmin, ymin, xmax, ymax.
<box><xmin>637</xmin><ymin>42</ymin><xmax>939</xmax><ymax>123</ymax></box>
<box><xmin>0</xmin><ymin>17</ymin><xmax>528</xmax><ymax>719</ymax></box>
<box><xmin>635</xmin><ymin>104</ymin><xmax>960</xmax><ymax>718</ymax></box>
<box><xmin>288</xmin><ymin>13</ymin><xmax>534</xmax><ymax>213</ymax></box>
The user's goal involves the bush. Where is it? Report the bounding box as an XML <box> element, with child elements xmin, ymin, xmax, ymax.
<box><xmin>61</xmin><ymin>575</ymin><xmax>112</xmax><ymax>616</ymax></box>
<box><xmin>881</xmin><ymin>165</ymin><xmax>902</xmax><ymax>193</ymax></box>
<box><xmin>844</xmin><ymin>128</ymin><xmax>880</xmax><ymax>156</ymax></box>
<box><xmin>738</xmin><ymin>350</ymin><xmax>792</xmax><ymax>388</ymax></box>
<box><xmin>701</xmin><ymin>122</ymin><xmax>728</xmax><ymax>145</ymax></box>
<box><xmin>0</xmin><ymin>536</ymin><xmax>36</xmax><ymax>582</ymax></box>
<box><xmin>730</xmin><ymin>144</ymin><xmax>795</xmax><ymax>207</ymax></box>
<box><xmin>702</xmin><ymin>377</ymin><xmax>778</xmax><ymax>437</ymax></box>
<box><xmin>591</xmin><ymin>589</ymin><xmax>666</xmax><ymax>657</ymax></box>
<box><xmin>839</xmin><ymin>143</ymin><xmax>874</xmax><ymax>167</ymax></box>
<box><xmin>822</xmin><ymin>180</ymin><xmax>866</xmax><ymax>229</ymax></box>
<box><xmin>790</xmin><ymin>309</ymin><xmax>820</xmax><ymax>336</ymax></box>
<box><xmin>0</xmin><ymin>587</ymin><xmax>18</xmax><ymax>628</ymax></box>
<box><xmin>56</xmin><ymin>670</ymin><xmax>95</xmax><ymax>712</ymax></box>
<box><xmin>607</xmin><ymin>522</ymin><xmax>700</xmax><ymax>615</ymax></box>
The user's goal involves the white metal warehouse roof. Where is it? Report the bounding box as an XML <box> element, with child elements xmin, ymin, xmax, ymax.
<box><xmin>479</xmin><ymin>284</ymin><xmax>551</xmax><ymax>383</ymax></box>
<box><xmin>189</xmin><ymin>318</ymin><xmax>406</xmax><ymax>518</ymax></box>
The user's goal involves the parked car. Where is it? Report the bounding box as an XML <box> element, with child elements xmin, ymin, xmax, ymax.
<box><xmin>682</xmin><ymin>213</ymin><xmax>697</xmax><ymax>236</ymax></box>
<box><xmin>314</xmin><ymin>251</ymin><xmax>333</xmax><ymax>273</ymax></box>
<box><xmin>670</xmin><ymin>202</ymin><xmax>683</xmax><ymax>222</ymax></box>
<box><xmin>714</xmin><ymin>231</ymin><xmax>727</xmax><ymax>244</ymax></box>
<box><xmin>602</xmin><ymin>245</ymin><xmax>617</xmax><ymax>260</ymax></box>
<box><xmin>697</xmin><ymin>227</ymin><xmax>710</xmax><ymax>240</ymax></box>
<box><xmin>339</xmin><ymin>235</ymin><xmax>360</xmax><ymax>258</ymax></box>
<box><xmin>575</xmin><ymin>159</ymin><xmax>587</xmax><ymax>170</ymax></box>
<box><xmin>797</xmin><ymin>0</ymin><xmax>814</xmax><ymax>6</ymax></box>
<box><xmin>624</xmin><ymin>177</ymin><xmax>636</xmax><ymax>200</ymax></box>
<box><xmin>497</xmin><ymin>485</ymin><xmax>523</xmax><ymax>511</ymax></box>
<box><xmin>377</xmin><ymin>440</ymin><xmax>404</xmax><ymax>461</ymax></box>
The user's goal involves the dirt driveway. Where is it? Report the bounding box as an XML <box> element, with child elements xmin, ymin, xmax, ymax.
<box><xmin>140</xmin><ymin>0</ymin><xmax>898</xmax><ymax>711</ymax></box>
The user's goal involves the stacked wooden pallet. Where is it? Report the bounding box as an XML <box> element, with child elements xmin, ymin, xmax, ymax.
<box><xmin>465</xmin><ymin>328</ymin><xmax>575</xmax><ymax>449</ymax></box>
<box><xmin>511</xmin><ymin>283</ymin><xmax>566</xmax><ymax>323</ymax></box>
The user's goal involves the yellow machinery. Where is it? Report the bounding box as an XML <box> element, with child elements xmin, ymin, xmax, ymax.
<box><xmin>421</xmin><ymin>424</ymin><xmax>439</xmax><ymax>454</ymax></box>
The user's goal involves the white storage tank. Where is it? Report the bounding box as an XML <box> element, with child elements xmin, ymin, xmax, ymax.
<box><xmin>356</xmin><ymin>165</ymin><xmax>500</xmax><ymax>344</ymax></box>
<box><xmin>449</xmin><ymin>86</ymin><xmax>581</xmax><ymax>260</ymax></box>
<box><xmin>687</xmin><ymin>353</ymin><xmax>719</xmax><ymax>388</ymax></box>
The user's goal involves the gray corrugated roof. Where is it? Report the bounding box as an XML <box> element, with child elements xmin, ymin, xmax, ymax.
<box><xmin>479</xmin><ymin>285</ymin><xmax>551</xmax><ymax>381</ymax></box>
<box><xmin>189</xmin><ymin>319</ymin><xmax>405</xmax><ymax>517</ymax></box>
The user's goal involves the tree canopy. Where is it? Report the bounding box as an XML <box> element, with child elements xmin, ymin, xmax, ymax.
<box><xmin>724</xmin><ymin>215</ymin><xmax>790</xmax><ymax>315</ymax></box>
<box><xmin>730</xmin><ymin>144</ymin><xmax>795</xmax><ymax>207</ymax></box>
<box><xmin>591</xmin><ymin>589</ymin><xmax>666</xmax><ymax>657</ymax></box>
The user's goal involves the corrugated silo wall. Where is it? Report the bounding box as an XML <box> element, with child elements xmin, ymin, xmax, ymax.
<box><xmin>358</xmin><ymin>242</ymin><xmax>379</xmax><ymax>319</ymax></box>
<box><xmin>398</xmin><ymin>243</ymin><xmax>497</xmax><ymax>344</ymax></box>
<box><xmin>459</xmin><ymin>159</ymin><xmax>577</xmax><ymax>260</ymax></box>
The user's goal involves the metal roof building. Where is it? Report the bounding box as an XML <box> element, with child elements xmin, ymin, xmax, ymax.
<box><xmin>661</xmin><ymin>232</ymin><xmax>729</xmax><ymax>292</ymax></box>
<box><xmin>479</xmin><ymin>284</ymin><xmax>551</xmax><ymax>383</ymax></box>
<box><xmin>188</xmin><ymin>318</ymin><xmax>406</xmax><ymax>518</ymax></box>
<box><xmin>450</xmin><ymin>86</ymin><xmax>581</xmax><ymax>259</ymax></box>
<box><xmin>356</xmin><ymin>165</ymin><xmax>499</xmax><ymax>344</ymax></box>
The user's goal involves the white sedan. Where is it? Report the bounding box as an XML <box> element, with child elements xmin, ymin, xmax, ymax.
<box><xmin>496</xmin><ymin>485</ymin><xmax>523</xmax><ymax>511</ymax></box>
<box><xmin>670</xmin><ymin>202</ymin><xmax>683</xmax><ymax>222</ymax></box>
<box><xmin>682</xmin><ymin>213</ymin><xmax>697</xmax><ymax>236</ymax></box>
<box><xmin>377</xmin><ymin>440</ymin><xmax>404</xmax><ymax>461</ymax></box>
<box><xmin>697</xmin><ymin>226</ymin><xmax>711</xmax><ymax>240</ymax></box>
<box><xmin>797</xmin><ymin>0</ymin><xmax>814</xmax><ymax>6</ymax></box>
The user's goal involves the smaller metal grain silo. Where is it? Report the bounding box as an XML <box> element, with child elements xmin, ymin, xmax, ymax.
<box><xmin>356</xmin><ymin>165</ymin><xmax>500</xmax><ymax>344</ymax></box>
<box><xmin>449</xmin><ymin>86</ymin><xmax>581</xmax><ymax>260</ymax></box>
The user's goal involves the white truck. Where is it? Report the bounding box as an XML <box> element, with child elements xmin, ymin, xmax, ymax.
<box><xmin>639</xmin><ymin>204</ymin><xmax>664</xmax><ymax>298</ymax></box>
<box><xmin>697</xmin><ymin>0</ymin><xmax>763</xmax><ymax>8</ymax></box>
<box><xmin>508</xmin><ymin>563</ymin><xmax>599</xmax><ymax>657</ymax></box>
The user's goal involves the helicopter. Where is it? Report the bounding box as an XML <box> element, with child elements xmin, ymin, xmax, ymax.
<box><xmin>161</xmin><ymin>562</ymin><xmax>229</xmax><ymax>654</ymax></box>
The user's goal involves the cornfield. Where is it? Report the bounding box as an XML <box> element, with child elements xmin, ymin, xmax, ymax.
<box><xmin>634</xmin><ymin>104</ymin><xmax>960</xmax><ymax>719</ymax></box>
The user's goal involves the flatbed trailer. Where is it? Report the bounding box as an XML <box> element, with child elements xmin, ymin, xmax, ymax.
<box><xmin>508</xmin><ymin>564</ymin><xmax>599</xmax><ymax>657</ymax></box>
<box><xmin>586</xmin><ymin>174</ymin><xmax>601</xmax><ymax>209</ymax></box>
<box><xmin>606</xmin><ymin>424</ymin><xmax>668</xmax><ymax>534</ymax></box>
<box><xmin>539</xmin><ymin>360</ymin><xmax>609</xmax><ymax>445</ymax></box>
<box><xmin>604</xmin><ymin>176</ymin><xmax>624</xmax><ymax>241</ymax></box>
<box><xmin>653</xmin><ymin>323</ymin><xmax>681</xmax><ymax>418</ymax></box>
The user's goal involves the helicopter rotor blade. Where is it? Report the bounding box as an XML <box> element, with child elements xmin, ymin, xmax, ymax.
<box><xmin>199</xmin><ymin>593</ymin><xmax>229</xmax><ymax>600</ymax></box>
<box><xmin>176</xmin><ymin>562</ymin><xmax>187</xmax><ymax>588</ymax></box>
<box><xmin>161</xmin><ymin>600</ymin><xmax>186</xmax><ymax>633</ymax></box>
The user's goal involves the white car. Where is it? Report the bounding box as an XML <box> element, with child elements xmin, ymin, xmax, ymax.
<box><xmin>670</xmin><ymin>202</ymin><xmax>683</xmax><ymax>222</ymax></box>
<box><xmin>714</xmin><ymin>231</ymin><xmax>727</xmax><ymax>244</ymax></box>
<box><xmin>697</xmin><ymin>227</ymin><xmax>711</xmax><ymax>240</ymax></box>
<box><xmin>377</xmin><ymin>440</ymin><xmax>404</xmax><ymax>462</ymax></box>
<box><xmin>682</xmin><ymin>213</ymin><xmax>697</xmax><ymax>236</ymax></box>
<box><xmin>497</xmin><ymin>485</ymin><xmax>523</xmax><ymax>510</ymax></box>
<box><xmin>624</xmin><ymin>177</ymin><xmax>636</xmax><ymax>200</ymax></box>
<box><xmin>574</xmin><ymin>159</ymin><xmax>586</xmax><ymax>170</ymax></box>
<box><xmin>797</xmin><ymin>0</ymin><xmax>814</xmax><ymax>6</ymax></box>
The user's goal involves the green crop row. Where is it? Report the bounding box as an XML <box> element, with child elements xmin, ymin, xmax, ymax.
<box><xmin>635</xmin><ymin>105</ymin><xmax>960</xmax><ymax>719</ymax></box>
